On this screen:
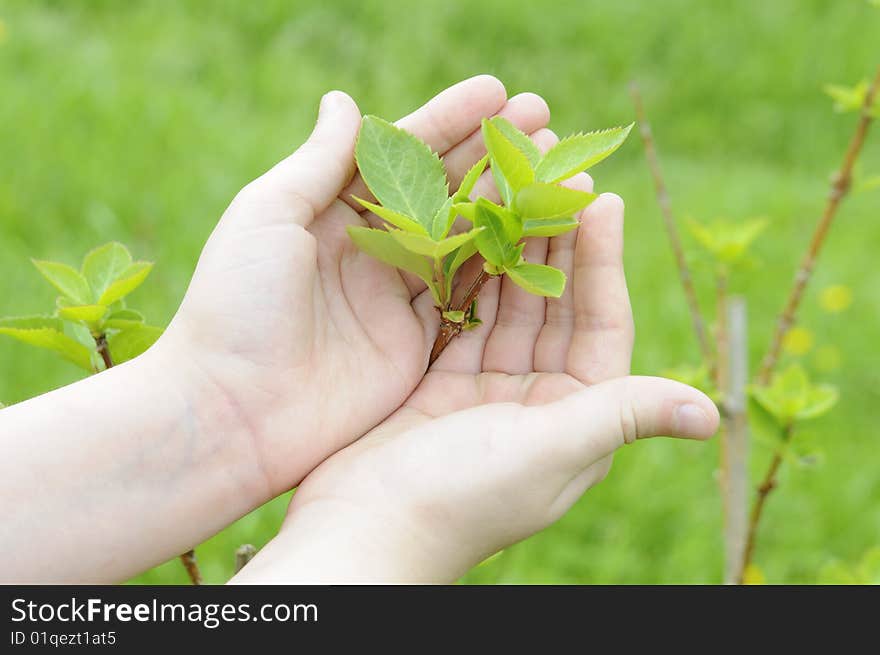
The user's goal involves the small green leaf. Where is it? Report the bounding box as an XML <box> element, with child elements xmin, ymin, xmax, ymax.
<box><xmin>58</xmin><ymin>304</ymin><xmax>108</xmax><ymax>323</ymax></box>
<box><xmin>453</xmin><ymin>155</ymin><xmax>489</xmax><ymax>203</ymax></box>
<box><xmin>390</xmin><ymin>227</ymin><xmax>483</xmax><ymax>259</ymax></box>
<box><xmin>535</xmin><ymin>123</ymin><xmax>633</xmax><ymax>183</ymax></box>
<box><xmin>505</xmin><ymin>262</ymin><xmax>566</xmax><ymax>297</ymax></box>
<box><xmin>104</xmin><ymin>309</ymin><xmax>145</xmax><ymax>330</ymax></box>
<box><xmin>355</xmin><ymin>116</ymin><xmax>449</xmax><ymax>230</ymax></box>
<box><xmin>452</xmin><ymin>202</ymin><xmax>477</xmax><ymax>223</ymax></box>
<box><xmin>81</xmin><ymin>242</ymin><xmax>133</xmax><ymax>301</ymax></box>
<box><xmin>32</xmin><ymin>260</ymin><xmax>92</xmax><ymax>305</ymax></box>
<box><xmin>750</xmin><ymin>364</ymin><xmax>837</xmax><ymax>426</ymax></box>
<box><xmin>430</xmin><ymin>197</ymin><xmax>456</xmax><ymax>240</ymax></box>
<box><xmin>0</xmin><ymin>316</ymin><xmax>94</xmax><ymax>371</ymax></box>
<box><xmin>352</xmin><ymin>196</ymin><xmax>429</xmax><ymax>236</ymax></box>
<box><xmin>473</xmin><ymin>200</ymin><xmax>522</xmax><ymax>268</ymax></box>
<box><xmin>489</xmin><ymin>117</ymin><xmax>541</xmax><ymax>167</ymax></box>
<box><xmin>522</xmin><ymin>216</ymin><xmax>580</xmax><ymax>237</ymax></box>
<box><xmin>515</xmin><ymin>182</ymin><xmax>597</xmax><ymax>219</ymax></box>
<box><xmin>823</xmin><ymin>80</ymin><xmax>869</xmax><ymax>113</ymax></box>
<box><xmin>346</xmin><ymin>225</ymin><xmax>435</xmax><ymax>287</ymax></box>
<box><xmin>687</xmin><ymin>218</ymin><xmax>768</xmax><ymax>266</ymax></box>
<box><xmin>481</xmin><ymin>118</ymin><xmax>535</xmax><ymax>201</ymax></box>
<box><xmin>108</xmin><ymin>325</ymin><xmax>163</xmax><ymax>364</ymax></box>
<box><xmin>442</xmin><ymin>240</ymin><xmax>479</xmax><ymax>300</ymax></box>
<box><xmin>98</xmin><ymin>262</ymin><xmax>153</xmax><ymax>306</ymax></box>
<box><xmin>797</xmin><ymin>384</ymin><xmax>839</xmax><ymax>421</ymax></box>
<box><xmin>442</xmin><ymin>310</ymin><xmax>466</xmax><ymax>323</ymax></box>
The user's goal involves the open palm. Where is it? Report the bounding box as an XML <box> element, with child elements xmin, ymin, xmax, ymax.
<box><xmin>162</xmin><ymin>76</ymin><xmax>554</xmax><ymax>495</ymax></box>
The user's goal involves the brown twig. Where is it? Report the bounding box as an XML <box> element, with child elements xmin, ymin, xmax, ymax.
<box><xmin>738</xmin><ymin>423</ymin><xmax>794</xmax><ymax>583</ymax></box>
<box><xmin>630</xmin><ymin>83</ymin><xmax>712</xmax><ymax>364</ymax></box>
<box><xmin>757</xmin><ymin>64</ymin><xmax>880</xmax><ymax>384</ymax></box>
<box><xmin>93</xmin><ymin>333</ymin><xmax>204</xmax><ymax>586</ymax></box>
<box><xmin>180</xmin><ymin>549</ymin><xmax>202</xmax><ymax>585</ymax></box>
<box><xmin>428</xmin><ymin>269</ymin><xmax>493</xmax><ymax>366</ymax></box>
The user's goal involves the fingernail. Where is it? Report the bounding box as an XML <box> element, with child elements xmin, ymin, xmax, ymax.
<box><xmin>673</xmin><ymin>403</ymin><xmax>713</xmax><ymax>438</ymax></box>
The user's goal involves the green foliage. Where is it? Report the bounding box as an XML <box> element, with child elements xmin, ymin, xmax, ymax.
<box><xmin>750</xmin><ymin>364</ymin><xmax>839</xmax><ymax>427</ymax></box>
<box><xmin>350</xmin><ymin>112</ymin><xmax>630</xmax><ymax>313</ymax></box>
<box><xmin>818</xmin><ymin>547</ymin><xmax>880</xmax><ymax>584</ymax></box>
<box><xmin>686</xmin><ymin>217</ymin><xmax>767</xmax><ymax>272</ymax></box>
<box><xmin>823</xmin><ymin>79</ymin><xmax>877</xmax><ymax>117</ymax></box>
<box><xmin>0</xmin><ymin>243</ymin><xmax>162</xmax><ymax>371</ymax></box>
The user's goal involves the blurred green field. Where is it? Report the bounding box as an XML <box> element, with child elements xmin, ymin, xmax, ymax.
<box><xmin>1</xmin><ymin>0</ymin><xmax>878</xmax><ymax>584</ymax></box>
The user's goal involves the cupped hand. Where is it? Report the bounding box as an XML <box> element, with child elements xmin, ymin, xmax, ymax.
<box><xmin>233</xmin><ymin>170</ymin><xmax>721</xmax><ymax>583</ymax></box>
<box><xmin>155</xmin><ymin>76</ymin><xmax>553</xmax><ymax>498</ymax></box>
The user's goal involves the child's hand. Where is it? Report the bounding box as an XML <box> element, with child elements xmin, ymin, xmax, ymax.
<box><xmin>156</xmin><ymin>76</ymin><xmax>551</xmax><ymax>497</ymax></box>
<box><xmin>232</xmin><ymin>193</ymin><xmax>720</xmax><ymax>583</ymax></box>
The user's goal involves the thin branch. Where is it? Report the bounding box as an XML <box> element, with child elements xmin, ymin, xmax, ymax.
<box><xmin>630</xmin><ymin>82</ymin><xmax>712</xmax><ymax>363</ymax></box>
<box><xmin>93</xmin><ymin>332</ymin><xmax>204</xmax><ymax>586</ymax></box>
<box><xmin>757</xmin><ymin>64</ymin><xmax>880</xmax><ymax>384</ymax></box>
<box><xmin>428</xmin><ymin>269</ymin><xmax>493</xmax><ymax>366</ymax></box>
<box><xmin>738</xmin><ymin>423</ymin><xmax>794</xmax><ymax>584</ymax></box>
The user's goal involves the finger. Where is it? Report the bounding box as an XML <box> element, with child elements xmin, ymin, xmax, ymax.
<box><xmin>482</xmin><ymin>128</ymin><xmax>558</xmax><ymax>374</ymax></box>
<box><xmin>232</xmin><ymin>91</ymin><xmax>362</xmax><ymax>228</ymax></box>
<box><xmin>444</xmin><ymin>92</ymin><xmax>551</xmax><ymax>191</ymax></box>
<box><xmin>524</xmin><ymin>376</ymin><xmax>719</xmax><ymax>470</ymax></box>
<box><xmin>533</xmin><ymin>172</ymin><xmax>594</xmax><ymax>372</ymax></box>
<box><xmin>565</xmin><ymin>193</ymin><xmax>634</xmax><ymax>385</ymax></box>
<box><xmin>341</xmin><ymin>75</ymin><xmax>508</xmax><ymax>210</ymax></box>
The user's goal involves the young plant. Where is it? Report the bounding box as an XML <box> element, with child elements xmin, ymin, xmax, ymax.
<box><xmin>348</xmin><ymin>115</ymin><xmax>632</xmax><ymax>364</ymax></box>
<box><xmin>0</xmin><ymin>242</ymin><xmax>202</xmax><ymax>585</ymax></box>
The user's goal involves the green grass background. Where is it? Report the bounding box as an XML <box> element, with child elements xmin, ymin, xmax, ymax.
<box><xmin>1</xmin><ymin>0</ymin><xmax>878</xmax><ymax>584</ymax></box>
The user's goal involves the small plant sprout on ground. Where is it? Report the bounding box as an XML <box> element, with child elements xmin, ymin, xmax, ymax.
<box><xmin>348</xmin><ymin>114</ymin><xmax>633</xmax><ymax>365</ymax></box>
<box><xmin>0</xmin><ymin>242</ymin><xmax>204</xmax><ymax>585</ymax></box>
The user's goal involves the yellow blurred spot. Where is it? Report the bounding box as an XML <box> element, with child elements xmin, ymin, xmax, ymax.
<box><xmin>782</xmin><ymin>326</ymin><xmax>814</xmax><ymax>356</ymax></box>
<box><xmin>813</xmin><ymin>345</ymin><xmax>842</xmax><ymax>372</ymax></box>
<box><xmin>742</xmin><ymin>564</ymin><xmax>766</xmax><ymax>585</ymax></box>
<box><xmin>819</xmin><ymin>285</ymin><xmax>852</xmax><ymax>313</ymax></box>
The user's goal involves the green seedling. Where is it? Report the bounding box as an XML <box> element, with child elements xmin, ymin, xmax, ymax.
<box><xmin>750</xmin><ymin>363</ymin><xmax>838</xmax><ymax>428</ymax></box>
<box><xmin>348</xmin><ymin>114</ymin><xmax>632</xmax><ymax>362</ymax></box>
<box><xmin>0</xmin><ymin>242</ymin><xmax>161</xmax><ymax>371</ymax></box>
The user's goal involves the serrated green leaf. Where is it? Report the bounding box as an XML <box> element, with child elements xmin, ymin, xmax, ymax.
<box><xmin>522</xmin><ymin>216</ymin><xmax>580</xmax><ymax>238</ymax></box>
<box><xmin>453</xmin><ymin>154</ymin><xmax>489</xmax><ymax>203</ymax></box>
<box><xmin>98</xmin><ymin>262</ymin><xmax>153</xmax><ymax>306</ymax></box>
<box><xmin>347</xmin><ymin>225</ymin><xmax>435</xmax><ymax>290</ymax></box>
<box><xmin>104</xmin><ymin>309</ymin><xmax>145</xmax><ymax>330</ymax></box>
<box><xmin>430</xmin><ymin>196</ymin><xmax>456</xmax><ymax>240</ymax></box>
<box><xmin>0</xmin><ymin>317</ymin><xmax>94</xmax><ymax>371</ymax></box>
<box><xmin>32</xmin><ymin>260</ymin><xmax>92</xmax><ymax>305</ymax></box>
<box><xmin>535</xmin><ymin>123</ymin><xmax>633</xmax><ymax>183</ymax></box>
<box><xmin>355</xmin><ymin>116</ymin><xmax>449</xmax><ymax>230</ymax></box>
<box><xmin>352</xmin><ymin>196</ymin><xmax>429</xmax><ymax>236</ymax></box>
<box><xmin>108</xmin><ymin>325</ymin><xmax>163</xmax><ymax>364</ymax></box>
<box><xmin>442</xmin><ymin>240</ymin><xmax>479</xmax><ymax>300</ymax></box>
<box><xmin>505</xmin><ymin>262</ymin><xmax>566</xmax><ymax>297</ymax></box>
<box><xmin>390</xmin><ymin>227</ymin><xmax>483</xmax><ymax>259</ymax></box>
<box><xmin>489</xmin><ymin>117</ymin><xmax>541</xmax><ymax>167</ymax></box>
<box><xmin>515</xmin><ymin>182</ymin><xmax>597</xmax><ymax>219</ymax></box>
<box><xmin>58</xmin><ymin>304</ymin><xmax>108</xmax><ymax>323</ymax></box>
<box><xmin>81</xmin><ymin>242</ymin><xmax>133</xmax><ymax>301</ymax></box>
<box><xmin>481</xmin><ymin>118</ymin><xmax>534</xmax><ymax>202</ymax></box>
<box><xmin>473</xmin><ymin>200</ymin><xmax>522</xmax><ymax>268</ymax></box>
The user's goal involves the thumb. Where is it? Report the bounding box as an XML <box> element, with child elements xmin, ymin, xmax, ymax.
<box><xmin>237</xmin><ymin>90</ymin><xmax>362</xmax><ymax>227</ymax></box>
<box><xmin>526</xmin><ymin>376</ymin><xmax>720</xmax><ymax>468</ymax></box>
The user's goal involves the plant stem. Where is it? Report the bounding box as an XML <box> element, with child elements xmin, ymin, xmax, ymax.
<box><xmin>630</xmin><ymin>82</ymin><xmax>712</xmax><ymax>364</ymax></box>
<box><xmin>756</xmin><ymin>64</ymin><xmax>880</xmax><ymax>385</ymax></box>
<box><xmin>93</xmin><ymin>332</ymin><xmax>203</xmax><ymax>586</ymax></box>
<box><xmin>738</xmin><ymin>423</ymin><xmax>794</xmax><ymax>584</ymax></box>
<box><xmin>234</xmin><ymin>544</ymin><xmax>257</xmax><ymax>574</ymax></box>
<box><xmin>428</xmin><ymin>269</ymin><xmax>492</xmax><ymax>366</ymax></box>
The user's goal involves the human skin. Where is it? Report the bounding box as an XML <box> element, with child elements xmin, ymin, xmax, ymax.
<box><xmin>0</xmin><ymin>76</ymin><xmax>560</xmax><ymax>583</ymax></box>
